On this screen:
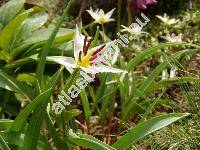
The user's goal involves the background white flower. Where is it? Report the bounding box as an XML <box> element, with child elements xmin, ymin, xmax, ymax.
<box><xmin>156</xmin><ymin>13</ymin><xmax>179</xmax><ymax>25</ymax></box>
<box><xmin>121</xmin><ymin>24</ymin><xmax>146</xmax><ymax>36</ymax></box>
<box><xmin>163</xmin><ymin>33</ymin><xmax>183</xmax><ymax>42</ymax></box>
<box><xmin>87</xmin><ymin>7</ymin><xmax>115</xmax><ymax>24</ymax></box>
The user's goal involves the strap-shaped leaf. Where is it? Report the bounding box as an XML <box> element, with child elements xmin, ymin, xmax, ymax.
<box><xmin>126</xmin><ymin>42</ymin><xmax>199</xmax><ymax>72</ymax></box>
<box><xmin>113</xmin><ymin>113</ymin><xmax>189</xmax><ymax>150</ymax></box>
<box><xmin>9</xmin><ymin>89</ymin><xmax>52</xmax><ymax>132</ymax></box>
<box><xmin>69</xmin><ymin>133</ymin><xmax>116</xmax><ymax>150</ymax></box>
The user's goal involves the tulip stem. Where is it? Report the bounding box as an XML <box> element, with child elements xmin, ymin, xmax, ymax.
<box><xmin>117</xmin><ymin>0</ymin><xmax>122</xmax><ymax>32</ymax></box>
<box><xmin>102</xmin><ymin>24</ymin><xmax>106</xmax><ymax>42</ymax></box>
<box><xmin>82</xmin><ymin>22</ymin><xmax>95</xmax><ymax>31</ymax></box>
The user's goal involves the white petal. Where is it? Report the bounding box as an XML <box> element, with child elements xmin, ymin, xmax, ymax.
<box><xmin>105</xmin><ymin>8</ymin><xmax>115</xmax><ymax>19</ymax></box>
<box><xmin>74</xmin><ymin>25</ymin><xmax>85</xmax><ymax>60</ymax></box>
<box><xmin>47</xmin><ymin>56</ymin><xmax>76</xmax><ymax>68</ymax></box>
<box><xmin>156</xmin><ymin>15</ymin><xmax>164</xmax><ymax>22</ymax></box>
<box><xmin>99</xmin><ymin>9</ymin><xmax>105</xmax><ymax>16</ymax></box>
<box><xmin>87</xmin><ymin>8</ymin><xmax>99</xmax><ymax>20</ymax></box>
<box><xmin>107</xmin><ymin>18</ymin><xmax>115</xmax><ymax>22</ymax></box>
<box><xmin>91</xmin><ymin>65</ymin><xmax>127</xmax><ymax>73</ymax></box>
<box><xmin>80</xmin><ymin>67</ymin><xmax>98</xmax><ymax>74</ymax></box>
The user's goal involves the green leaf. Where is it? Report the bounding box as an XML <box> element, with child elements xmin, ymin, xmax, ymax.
<box><xmin>20</xmin><ymin>10</ymin><xmax>48</xmax><ymax>41</ymax></box>
<box><xmin>9</xmin><ymin>89</ymin><xmax>52</xmax><ymax>132</ymax></box>
<box><xmin>113</xmin><ymin>113</ymin><xmax>189</xmax><ymax>150</ymax></box>
<box><xmin>22</xmin><ymin>67</ymin><xmax>63</xmax><ymax>150</ymax></box>
<box><xmin>90</xmin><ymin>26</ymin><xmax>100</xmax><ymax>48</ymax></box>
<box><xmin>0</xmin><ymin>0</ymin><xmax>25</xmax><ymax>27</ymax></box>
<box><xmin>0</xmin><ymin>131</ymin><xmax>51</xmax><ymax>149</ymax></box>
<box><xmin>0</xmin><ymin>134</ymin><xmax>10</xmax><ymax>150</ymax></box>
<box><xmin>22</xmin><ymin>89</ymin><xmax>52</xmax><ymax>150</ymax></box>
<box><xmin>0</xmin><ymin>119</ymin><xmax>14</xmax><ymax>131</ymax></box>
<box><xmin>123</xmin><ymin>49</ymin><xmax>198</xmax><ymax>120</ymax></box>
<box><xmin>46</xmin><ymin>67</ymin><xmax>64</xmax><ymax>89</ymax></box>
<box><xmin>136</xmin><ymin>49</ymin><xmax>196</xmax><ymax>98</ymax></box>
<box><xmin>0</xmin><ymin>9</ymin><xmax>32</xmax><ymax>53</ymax></box>
<box><xmin>11</xmin><ymin>28</ymin><xmax>74</xmax><ymax>58</ymax></box>
<box><xmin>80</xmin><ymin>90</ymin><xmax>91</xmax><ymax>124</ymax></box>
<box><xmin>69</xmin><ymin>133</ymin><xmax>116</xmax><ymax>150</ymax></box>
<box><xmin>126</xmin><ymin>42</ymin><xmax>196</xmax><ymax>72</ymax></box>
<box><xmin>62</xmin><ymin>109</ymin><xmax>82</xmax><ymax>123</ymax></box>
<box><xmin>0</xmin><ymin>131</ymin><xmax>23</xmax><ymax>147</ymax></box>
<box><xmin>35</xmin><ymin>0</ymin><xmax>76</xmax><ymax>95</ymax></box>
<box><xmin>4</xmin><ymin>54</ymin><xmax>37</xmax><ymax>69</ymax></box>
<box><xmin>147</xmin><ymin>77</ymin><xmax>200</xmax><ymax>92</ymax></box>
<box><xmin>44</xmin><ymin>113</ymin><xmax>65</xmax><ymax>149</ymax></box>
<box><xmin>0</xmin><ymin>70</ymin><xmax>34</xmax><ymax>100</ymax></box>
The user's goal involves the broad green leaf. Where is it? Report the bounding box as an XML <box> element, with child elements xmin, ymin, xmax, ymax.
<box><xmin>9</xmin><ymin>89</ymin><xmax>52</xmax><ymax>132</ymax></box>
<box><xmin>0</xmin><ymin>70</ymin><xmax>34</xmax><ymax>100</ymax></box>
<box><xmin>0</xmin><ymin>9</ymin><xmax>32</xmax><ymax>53</ymax></box>
<box><xmin>0</xmin><ymin>119</ymin><xmax>14</xmax><ymax>131</ymax></box>
<box><xmin>126</xmin><ymin>42</ymin><xmax>198</xmax><ymax>71</ymax></box>
<box><xmin>0</xmin><ymin>0</ymin><xmax>25</xmax><ymax>27</ymax></box>
<box><xmin>113</xmin><ymin>113</ymin><xmax>189</xmax><ymax>150</ymax></box>
<box><xmin>69</xmin><ymin>133</ymin><xmax>116</xmax><ymax>150</ymax></box>
<box><xmin>20</xmin><ymin>10</ymin><xmax>48</xmax><ymax>41</ymax></box>
<box><xmin>11</xmin><ymin>28</ymin><xmax>74</xmax><ymax>58</ymax></box>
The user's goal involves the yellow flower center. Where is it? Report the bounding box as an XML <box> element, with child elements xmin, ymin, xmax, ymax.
<box><xmin>98</xmin><ymin>17</ymin><xmax>107</xmax><ymax>24</ymax></box>
<box><xmin>76</xmin><ymin>50</ymin><xmax>94</xmax><ymax>68</ymax></box>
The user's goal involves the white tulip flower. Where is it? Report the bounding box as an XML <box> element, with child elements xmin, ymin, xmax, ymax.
<box><xmin>164</xmin><ymin>33</ymin><xmax>182</xmax><ymax>42</ymax></box>
<box><xmin>87</xmin><ymin>7</ymin><xmax>115</xmax><ymax>24</ymax></box>
<box><xmin>121</xmin><ymin>24</ymin><xmax>146</xmax><ymax>36</ymax></box>
<box><xmin>47</xmin><ymin>25</ymin><xmax>126</xmax><ymax>74</ymax></box>
<box><xmin>156</xmin><ymin>13</ymin><xmax>179</xmax><ymax>25</ymax></box>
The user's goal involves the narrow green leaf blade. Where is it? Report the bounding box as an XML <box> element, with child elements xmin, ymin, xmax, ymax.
<box><xmin>10</xmin><ymin>89</ymin><xmax>52</xmax><ymax>132</ymax></box>
<box><xmin>126</xmin><ymin>42</ymin><xmax>196</xmax><ymax>71</ymax></box>
<box><xmin>113</xmin><ymin>113</ymin><xmax>189</xmax><ymax>150</ymax></box>
<box><xmin>0</xmin><ymin>134</ymin><xmax>10</xmax><ymax>150</ymax></box>
<box><xmin>69</xmin><ymin>134</ymin><xmax>116</xmax><ymax>150</ymax></box>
